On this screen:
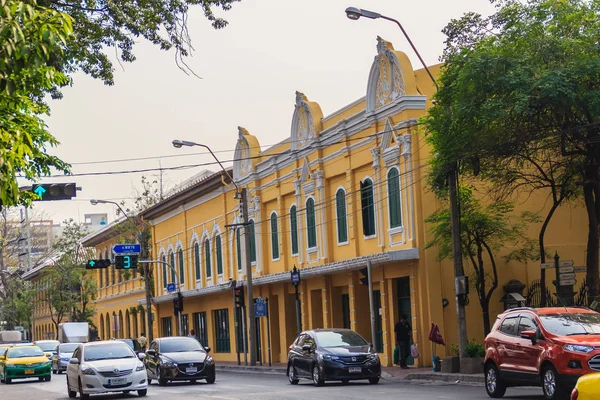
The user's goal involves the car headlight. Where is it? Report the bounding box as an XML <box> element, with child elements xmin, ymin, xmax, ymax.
<box><xmin>81</xmin><ymin>365</ymin><xmax>96</xmax><ymax>375</ymax></box>
<box><xmin>367</xmin><ymin>353</ymin><xmax>380</xmax><ymax>361</ymax></box>
<box><xmin>205</xmin><ymin>357</ymin><xmax>214</xmax><ymax>365</ymax></box>
<box><xmin>322</xmin><ymin>354</ymin><xmax>340</xmax><ymax>361</ymax></box>
<box><xmin>161</xmin><ymin>360</ymin><xmax>176</xmax><ymax>368</ymax></box>
<box><xmin>61</xmin><ymin>357</ymin><xmax>70</xmax><ymax>361</ymax></box>
<box><xmin>564</xmin><ymin>344</ymin><xmax>594</xmax><ymax>354</ymax></box>
<box><xmin>41</xmin><ymin>361</ymin><xmax>52</xmax><ymax>366</ymax></box>
<box><xmin>5</xmin><ymin>363</ymin><xmax>15</xmax><ymax>368</ymax></box>
<box><xmin>136</xmin><ymin>363</ymin><xmax>145</xmax><ymax>371</ymax></box>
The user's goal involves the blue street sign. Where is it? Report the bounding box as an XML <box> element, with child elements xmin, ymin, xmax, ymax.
<box><xmin>167</xmin><ymin>283</ymin><xmax>176</xmax><ymax>293</ymax></box>
<box><xmin>291</xmin><ymin>271</ymin><xmax>300</xmax><ymax>286</ymax></box>
<box><xmin>113</xmin><ymin>244</ymin><xmax>141</xmax><ymax>254</ymax></box>
<box><xmin>254</xmin><ymin>297</ymin><xmax>267</xmax><ymax>318</ymax></box>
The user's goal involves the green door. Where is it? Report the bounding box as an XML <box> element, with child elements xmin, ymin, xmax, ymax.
<box><xmin>396</xmin><ymin>277</ymin><xmax>413</xmax><ymax>365</ymax></box>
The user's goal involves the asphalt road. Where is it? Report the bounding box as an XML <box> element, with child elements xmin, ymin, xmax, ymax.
<box><xmin>0</xmin><ymin>371</ymin><xmax>548</xmax><ymax>399</ymax></box>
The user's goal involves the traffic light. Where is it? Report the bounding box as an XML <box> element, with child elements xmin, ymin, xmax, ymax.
<box><xmin>114</xmin><ymin>255</ymin><xmax>138</xmax><ymax>270</ymax></box>
<box><xmin>235</xmin><ymin>285</ymin><xmax>245</xmax><ymax>308</ymax></box>
<box><xmin>359</xmin><ymin>267</ymin><xmax>368</xmax><ymax>286</ymax></box>
<box><xmin>31</xmin><ymin>183</ymin><xmax>77</xmax><ymax>201</ymax></box>
<box><xmin>173</xmin><ymin>292</ymin><xmax>184</xmax><ymax>314</ymax></box>
<box><xmin>85</xmin><ymin>259</ymin><xmax>111</xmax><ymax>269</ymax></box>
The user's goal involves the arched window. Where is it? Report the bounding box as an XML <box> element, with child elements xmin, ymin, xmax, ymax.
<box><xmin>205</xmin><ymin>239</ymin><xmax>212</xmax><ymax>278</ymax></box>
<box><xmin>336</xmin><ymin>189</ymin><xmax>348</xmax><ymax>243</ymax></box>
<box><xmin>194</xmin><ymin>242</ymin><xmax>201</xmax><ymax>281</ymax></box>
<box><xmin>306</xmin><ymin>198</ymin><xmax>317</xmax><ymax>249</ymax></box>
<box><xmin>290</xmin><ymin>205</ymin><xmax>298</xmax><ymax>255</ymax></box>
<box><xmin>178</xmin><ymin>247</ymin><xmax>185</xmax><ymax>285</ymax></box>
<box><xmin>169</xmin><ymin>251</ymin><xmax>176</xmax><ymax>283</ymax></box>
<box><xmin>161</xmin><ymin>254</ymin><xmax>167</xmax><ymax>287</ymax></box>
<box><xmin>360</xmin><ymin>178</ymin><xmax>376</xmax><ymax>236</ymax></box>
<box><xmin>270</xmin><ymin>212</ymin><xmax>279</xmax><ymax>260</ymax></box>
<box><xmin>215</xmin><ymin>235</ymin><xmax>223</xmax><ymax>275</ymax></box>
<box><xmin>248</xmin><ymin>220</ymin><xmax>256</xmax><ymax>263</ymax></box>
<box><xmin>236</xmin><ymin>229</ymin><xmax>242</xmax><ymax>271</ymax></box>
<box><xmin>387</xmin><ymin>168</ymin><xmax>402</xmax><ymax>228</ymax></box>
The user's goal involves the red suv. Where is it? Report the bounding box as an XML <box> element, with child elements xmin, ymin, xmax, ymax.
<box><xmin>484</xmin><ymin>307</ymin><xmax>600</xmax><ymax>400</ymax></box>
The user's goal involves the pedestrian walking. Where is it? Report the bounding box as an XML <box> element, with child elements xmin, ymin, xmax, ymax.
<box><xmin>394</xmin><ymin>314</ymin><xmax>413</xmax><ymax>369</ymax></box>
<box><xmin>138</xmin><ymin>332</ymin><xmax>148</xmax><ymax>350</ymax></box>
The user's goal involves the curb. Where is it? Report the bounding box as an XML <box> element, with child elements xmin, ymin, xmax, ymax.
<box><xmin>404</xmin><ymin>372</ymin><xmax>484</xmax><ymax>384</ymax></box>
<box><xmin>216</xmin><ymin>365</ymin><xmax>287</xmax><ymax>375</ymax></box>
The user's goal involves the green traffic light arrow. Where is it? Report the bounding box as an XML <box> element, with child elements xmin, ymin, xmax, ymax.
<box><xmin>33</xmin><ymin>186</ymin><xmax>46</xmax><ymax>197</ymax></box>
<box><xmin>88</xmin><ymin>260</ymin><xmax>96</xmax><ymax>267</ymax></box>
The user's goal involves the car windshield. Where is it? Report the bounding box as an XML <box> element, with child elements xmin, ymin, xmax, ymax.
<box><xmin>84</xmin><ymin>343</ymin><xmax>135</xmax><ymax>361</ymax></box>
<box><xmin>160</xmin><ymin>339</ymin><xmax>204</xmax><ymax>353</ymax></box>
<box><xmin>36</xmin><ymin>342</ymin><xmax>59</xmax><ymax>352</ymax></box>
<box><xmin>117</xmin><ymin>339</ymin><xmax>134</xmax><ymax>349</ymax></box>
<box><xmin>59</xmin><ymin>344</ymin><xmax>79</xmax><ymax>353</ymax></box>
<box><xmin>7</xmin><ymin>347</ymin><xmax>45</xmax><ymax>358</ymax></box>
<box><xmin>315</xmin><ymin>331</ymin><xmax>367</xmax><ymax>348</ymax></box>
<box><xmin>540</xmin><ymin>313</ymin><xmax>600</xmax><ymax>336</ymax></box>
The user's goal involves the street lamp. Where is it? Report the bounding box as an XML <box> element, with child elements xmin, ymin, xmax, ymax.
<box><xmin>90</xmin><ymin>198</ymin><xmax>155</xmax><ymax>341</ymax></box>
<box><xmin>172</xmin><ymin>139</ymin><xmax>257</xmax><ymax>365</ymax></box>
<box><xmin>344</xmin><ymin>6</ymin><xmax>438</xmax><ymax>89</ymax></box>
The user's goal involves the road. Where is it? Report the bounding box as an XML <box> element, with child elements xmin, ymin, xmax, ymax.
<box><xmin>1</xmin><ymin>371</ymin><xmax>547</xmax><ymax>399</ymax></box>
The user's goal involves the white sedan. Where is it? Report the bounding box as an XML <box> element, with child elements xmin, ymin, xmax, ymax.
<box><xmin>66</xmin><ymin>341</ymin><xmax>148</xmax><ymax>399</ymax></box>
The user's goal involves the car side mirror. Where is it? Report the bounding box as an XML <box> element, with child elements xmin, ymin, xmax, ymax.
<box><xmin>204</xmin><ymin>347</ymin><xmax>211</xmax><ymax>353</ymax></box>
<box><xmin>520</xmin><ymin>330</ymin><xmax>537</xmax><ymax>344</ymax></box>
<box><xmin>69</xmin><ymin>358</ymin><xmax>80</xmax><ymax>365</ymax></box>
<box><xmin>302</xmin><ymin>345</ymin><xmax>312</xmax><ymax>352</ymax></box>
<box><xmin>137</xmin><ymin>353</ymin><xmax>146</xmax><ymax>360</ymax></box>
<box><xmin>147</xmin><ymin>349</ymin><xmax>156</xmax><ymax>356</ymax></box>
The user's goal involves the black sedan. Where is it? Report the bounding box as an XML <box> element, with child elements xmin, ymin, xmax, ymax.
<box><xmin>144</xmin><ymin>336</ymin><xmax>215</xmax><ymax>386</ymax></box>
<box><xmin>287</xmin><ymin>328</ymin><xmax>381</xmax><ymax>386</ymax></box>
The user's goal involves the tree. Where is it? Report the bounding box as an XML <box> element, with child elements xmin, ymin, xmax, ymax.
<box><xmin>0</xmin><ymin>0</ymin><xmax>72</xmax><ymax>208</ymax></box>
<box><xmin>0</xmin><ymin>271</ymin><xmax>34</xmax><ymax>332</ymax></box>
<box><xmin>426</xmin><ymin>186</ymin><xmax>538</xmax><ymax>334</ymax></box>
<box><xmin>425</xmin><ymin>0</ymin><xmax>600</xmax><ymax>301</ymax></box>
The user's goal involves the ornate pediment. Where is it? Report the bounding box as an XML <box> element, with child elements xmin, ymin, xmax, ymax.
<box><xmin>366</xmin><ymin>37</ymin><xmax>408</xmax><ymax>112</ymax></box>
<box><xmin>291</xmin><ymin>92</ymin><xmax>323</xmax><ymax>151</ymax></box>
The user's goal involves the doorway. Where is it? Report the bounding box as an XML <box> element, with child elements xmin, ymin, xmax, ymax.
<box><xmin>396</xmin><ymin>277</ymin><xmax>413</xmax><ymax>365</ymax></box>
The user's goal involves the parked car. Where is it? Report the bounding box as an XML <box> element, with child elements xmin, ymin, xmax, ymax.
<box><xmin>66</xmin><ymin>340</ymin><xmax>148</xmax><ymax>399</ymax></box>
<box><xmin>484</xmin><ymin>307</ymin><xmax>600</xmax><ymax>400</ymax></box>
<box><xmin>144</xmin><ymin>336</ymin><xmax>215</xmax><ymax>386</ymax></box>
<box><xmin>34</xmin><ymin>340</ymin><xmax>60</xmax><ymax>360</ymax></box>
<box><xmin>52</xmin><ymin>343</ymin><xmax>81</xmax><ymax>374</ymax></box>
<box><xmin>287</xmin><ymin>328</ymin><xmax>381</xmax><ymax>386</ymax></box>
<box><xmin>571</xmin><ymin>372</ymin><xmax>600</xmax><ymax>400</ymax></box>
<box><xmin>116</xmin><ymin>338</ymin><xmax>143</xmax><ymax>353</ymax></box>
<box><xmin>0</xmin><ymin>345</ymin><xmax>51</xmax><ymax>384</ymax></box>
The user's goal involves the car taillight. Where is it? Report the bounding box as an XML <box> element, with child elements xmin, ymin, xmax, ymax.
<box><xmin>571</xmin><ymin>388</ymin><xmax>578</xmax><ymax>400</ymax></box>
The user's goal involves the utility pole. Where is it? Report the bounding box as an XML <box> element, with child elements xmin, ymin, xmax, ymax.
<box><xmin>241</xmin><ymin>188</ymin><xmax>256</xmax><ymax>366</ymax></box>
<box><xmin>140</xmin><ymin>228</ymin><xmax>154</xmax><ymax>341</ymax></box>
<box><xmin>367</xmin><ymin>260</ymin><xmax>377</xmax><ymax>352</ymax></box>
<box><xmin>448</xmin><ymin>168</ymin><xmax>468</xmax><ymax>359</ymax></box>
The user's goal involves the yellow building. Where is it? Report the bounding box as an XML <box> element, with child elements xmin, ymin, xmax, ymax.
<box><xmin>76</xmin><ymin>36</ymin><xmax>588</xmax><ymax>367</ymax></box>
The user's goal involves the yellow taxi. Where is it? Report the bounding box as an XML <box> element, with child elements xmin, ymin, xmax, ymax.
<box><xmin>571</xmin><ymin>373</ymin><xmax>600</xmax><ymax>400</ymax></box>
<box><xmin>0</xmin><ymin>345</ymin><xmax>51</xmax><ymax>384</ymax></box>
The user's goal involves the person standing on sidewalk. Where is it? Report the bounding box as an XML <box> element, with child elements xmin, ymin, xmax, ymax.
<box><xmin>394</xmin><ymin>314</ymin><xmax>412</xmax><ymax>369</ymax></box>
<box><xmin>138</xmin><ymin>332</ymin><xmax>148</xmax><ymax>350</ymax></box>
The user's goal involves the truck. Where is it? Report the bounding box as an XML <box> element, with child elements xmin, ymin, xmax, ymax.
<box><xmin>58</xmin><ymin>322</ymin><xmax>89</xmax><ymax>343</ymax></box>
<box><xmin>0</xmin><ymin>330</ymin><xmax>23</xmax><ymax>344</ymax></box>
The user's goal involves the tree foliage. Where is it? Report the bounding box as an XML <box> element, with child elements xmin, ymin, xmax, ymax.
<box><xmin>426</xmin><ymin>186</ymin><xmax>538</xmax><ymax>334</ymax></box>
<box><xmin>425</xmin><ymin>0</ymin><xmax>600</xmax><ymax>299</ymax></box>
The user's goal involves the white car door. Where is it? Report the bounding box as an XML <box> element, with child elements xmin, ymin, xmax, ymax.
<box><xmin>66</xmin><ymin>346</ymin><xmax>82</xmax><ymax>389</ymax></box>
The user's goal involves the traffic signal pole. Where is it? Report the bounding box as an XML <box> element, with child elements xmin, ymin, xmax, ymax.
<box><xmin>241</xmin><ymin>188</ymin><xmax>257</xmax><ymax>366</ymax></box>
<box><xmin>139</xmin><ymin>259</ymin><xmax>182</xmax><ymax>336</ymax></box>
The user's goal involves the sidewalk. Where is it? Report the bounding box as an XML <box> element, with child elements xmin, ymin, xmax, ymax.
<box><xmin>214</xmin><ymin>361</ymin><xmax>485</xmax><ymax>384</ymax></box>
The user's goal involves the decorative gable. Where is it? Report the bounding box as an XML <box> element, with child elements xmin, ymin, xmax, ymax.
<box><xmin>233</xmin><ymin>126</ymin><xmax>261</xmax><ymax>182</ymax></box>
<box><xmin>291</xmin><ymin>92</ymin><xmax>324</xmax><ymax>151</ymax></box>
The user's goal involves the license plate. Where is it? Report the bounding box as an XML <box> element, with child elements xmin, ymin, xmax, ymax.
<box><xmin>186</xmin><ymin>367</ymin><xmax>197</xmax><ymax>374</ymax></box>
<box><xmin>349</xmin><ymin>367</ymin><xmax>361</xmax><ymax>373</ymax></box>
<box><xmin>25</xmin><ymin>369</ymin><xmax>35</xmax><ymax>375</ymax></box>
<box><xmin>109</xmin><ymin>378</ymin><xmax>127</xmax><ymax>385</ymax></box>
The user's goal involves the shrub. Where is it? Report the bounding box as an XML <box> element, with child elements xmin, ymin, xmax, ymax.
<box><xmin>465</xmin><ymin>340</ymin><xmax>485</xmax><ymax>358</ymax></box>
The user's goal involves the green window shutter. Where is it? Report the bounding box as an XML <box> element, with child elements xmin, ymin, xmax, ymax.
<box><xmin>336</xmin><ymin>189</ymin><xmax>348</xmax><ymax>243</ymax></box>
<box><xmin>306</xmin><ymin>198</ymin><xmax>317</xmax><ymax>248</ymax></box>
<box><xmin>388</xmin><ymin>168</ymin><xmax>402</xmax><ymax>228</ymax></box>
<box><xmin>290</xmin><ymin>206</ymin><xmax>298</xmax><ymax>255</ymax></box>
<box><xmin>194</xmin><ymin>243</ymin><xmax>201</xmax><ymax>281</ymax></box>
<box><xmin>162</xmin><ymin>255</ymin><xmax>167</xmax><ymax>287</ymax></box>
<box><xmin>271</xmin><ymin>213</ymin><xmax>279</xmax><ymax>259</ymax></box>
<box><xmin>360</xmin><ymin>179</ymin><xmax>376</xmax><ymax>236</ymax></box>
<box><xmin>170</xmin><ymin>252</ymin><xmax>176</xmax><ymax>283</ymax></box>
<box><xmin>248</xmin><ymin>220</ymin><xmax>256</xmax><ymax>263</ymax></box>
<box><xmin>178</xmin><ymin>248</ymin><xmax>185</xmax><ymax>285</ymax></box>
<box><xmin>205</xmin><ymin>239</ymin><xmax>212</xmax><ymax>278</ymax></box>
<box><xmin>236</xmin><ymin>229</ymin><xmax>242</xmax><ymax>271</ymax></box>
<box><xmin>216</xmin><ymin>235</ymin><xmax>223</xmax><ymax>275</ymax></box>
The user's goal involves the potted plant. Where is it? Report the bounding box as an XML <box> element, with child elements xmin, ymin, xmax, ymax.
<box><xmin>441</xmin><ymin>344</ymin><xmax>460</xmax><ymax>373</ymax></box>
<box><xmin>459</xmin><ymin>340</ymin><xmax>485</xmax><ymax>374</ymax></box>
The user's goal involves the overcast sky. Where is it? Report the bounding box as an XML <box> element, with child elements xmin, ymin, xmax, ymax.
<box><xmin>21</xmin><ymin>0</ymin><xmax>496</xmax><ymax>225</ymax></box>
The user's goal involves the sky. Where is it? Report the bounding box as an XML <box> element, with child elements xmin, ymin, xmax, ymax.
<box><xmin>21</xmin><ymin>0</ymin><xmax>496</xmax><ymax>225</ymax></box>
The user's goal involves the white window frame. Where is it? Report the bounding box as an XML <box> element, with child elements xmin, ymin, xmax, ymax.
<box><xmin>334</xmin><ymin>186</ymin><xmax>349</xmax><ymax>246</ymax></box>
<box><xmin>305</xmin><ymin>195</ymin><xmax>318</xmax><ymax>251</ymax></box>
<box><xmin>269</xmin><ymin>211</ymin><xmax>281</xmax><ymax>261</ymax></box>
<box><xmin>289</xmin><ymin>204</ymin><xmax>299</xmax><ymax>257</ymax></box>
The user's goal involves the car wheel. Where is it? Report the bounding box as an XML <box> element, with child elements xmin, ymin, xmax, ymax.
<box><xmin>206</xmin><ymin>374</ymin><xmax>216</xmax><ymax>384</ymax></box>
<box><xmin>45</xmin><ymin>374</ymin><xmax>51</xmax><ymax>382</ymax></box>
<box><xmin>67</xmin><ymin>378</ymin><xmax>77</xmax><ymax>398</ymax></box>
<box><xmin>312</xmin><ymin>364</ymin><xmax>324</xmax><ymax>387</ymax></box>
<box><xmin>485</xmin><ymin>363</ymin><xmax>506</xmax><ymax>398</ymax></box>
<box><xmin>542</xmin><ymin>364</ymin><xmax>568</xmax><ymax>400</ymax></box>
<box><xmin>79</xmin><ymin>378</ymin><xmax>90</xmax><ymax>400</ymax></box>
<box><xmin>138</xmin><ymin>389</ymin><xmax>147</xmax><ymax>397</ymax></box>
<box><xmin>341</xmin><ymin>379</ymin><xmax>350</xmax><ymax>385</ymax></box>
<box><xmin>52</xmin><ymin>367</ymin><xmax>56</xmax><ymax>374</ymax></box>
<box><xmin>368</xmin><ymin>377</ymin><xmax>380</xmax><ymax>384</ymax></box>
<box><xmin>288</xmin><ymin>365</ymin><xmax>299</xmax><ymax>385</ymax></box>
<box><xmin>5</xmin><ymin>378</ymin><xmax>11</xmax><ymax>384</ymax></box>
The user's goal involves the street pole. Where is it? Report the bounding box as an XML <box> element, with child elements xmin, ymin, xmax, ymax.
<box><xmin>241</xmin><ymin>188</ymin><xmax>257</xmax><ymax>366</ymax></box>
<box><xmin>448</xmin><ymin>168</ymin><xmax>468</xmax><ymax>359</ymax></box>
<box><xmin>139</xmin><ymin>228</ymin><xmax>154</xmax><ymax>341</ymax></box>
<box><xmin>367</xmin><ymin>260</ymin><xmax>377</xmax><ymax>352</ymax></box>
